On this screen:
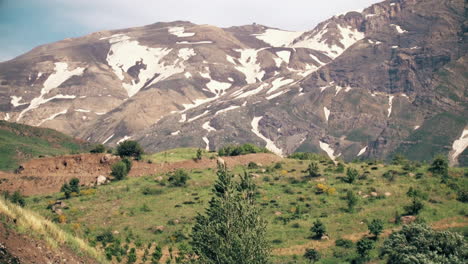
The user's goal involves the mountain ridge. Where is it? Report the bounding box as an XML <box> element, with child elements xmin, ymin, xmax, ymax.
<box><xmin>0</xmin><ymin>0</ymin><xmax>466</xmax><ymax>165</ymax></box>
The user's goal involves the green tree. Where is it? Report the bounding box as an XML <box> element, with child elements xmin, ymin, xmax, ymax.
<box><xmin>404</xmin><ymin>198</ymin><xmax>424</xmax><ymax>215</ymax></box>
<box><xmin>122</xmin><ymin>158</ymin><xmax>132</xmax><ymax>174</ymax></box>
<box><xmin>190</xmin><ymin>163</ymin><xmax>270</xmax><ymax>264</ymax></box>
<box><xmin>111</xmin><ymin>161</ymin><xmax>128</xmax><ymax>181</ymax></box>
<box><xmin>117</xmin><ymin>140</ymin><xmax>144</xmax><ymax>160</ymax></box>
<box><xmin>381</xmin><ymin>224</ymin><xmax>467</xmax><ymax>264</ymax></box>
<box><xmin>69</xmin><ymin>177</ymin><xmax>80</xmax><ymax>194</ymax></box>
<box><xmin>127</xmin><ymin>248</ymin><xmax>137</xmax><ymax>264</ymax></box>
<box><xmin>303</xmin><ymin>248</ymin><xmax>321</xmax><ymax>263</ymax></box>
<box><xmin>356</xmin><ymin>238</ymin><xmax>374</xmax><ymax>258</ymax></box>
<box><xmin>7</xmin><ymin>191</ymin><xmax>26</xmax><ymax>207</ymax></box>
<box><xmin>307</xmin><ymin>162</ymin><xmax>320</xmax><ymax>178</ymax></box>
<box><xmin>196</xmin><ymin>148</ymin><xmax>203</xmax><ymax>161</ymax></box>
<box><xmin>310</xmin><ymin>219</ymin><xmax>326</xmax><ymax>239</ymax></box>
<box><xmin>368</xmin><ymin>219</ymin><xmax>384</xmax><ymax>238</ymax></box>
<box><xmin>344</xmin><ymin>168</ymin><xmax>358</xmax><ymax>183</ymax></box>
<box><xmin>428</xmin><ymin>155</ymin><xmax>449</xmax><ymax>181</ymax></box>
<box><xmin>346</xmin><ymin>190</ymin><xmax>358</xmax><ymax>212</ymax></box>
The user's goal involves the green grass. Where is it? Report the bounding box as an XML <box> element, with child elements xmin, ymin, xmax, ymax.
<box><xmin>24</xmin><ymin>155</ymin><xmax>468</xmax><ymax>263</ymax></box>
<box><xmin>143</xmin><ymin>147</ymin><xmax>217</xmax><ymax>163</ymax></box>
<box><xmin>0</xmin><ymin>121</ymin><xmax>90</xmax><ymax>171</ymax></box>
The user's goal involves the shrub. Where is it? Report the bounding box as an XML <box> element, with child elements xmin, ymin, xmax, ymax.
<box><xmin>90</xmin><ymin>144</ymin><xmax>106</xmax><ymax>153</ymax></box>
<box><xmin>141</xmin><ymin>187</ymin><xmax>163</xmax><ymax>195</ymax></box>
<box><xmin>343</xmin><ymin>168</ymin><xmax>358</xmax><ymax>183</ymax></box>
<box><xmin>61</xmin><ymin>178</ymin><xmax>80</xmax><ymax>199</ymax></box>
<box><xmin>335</xmin><ymin>238</ymin><xmax>353</xmax><ymax>248</ymax></box>
<box><xmin>356</xmin><ymin>238</ymin><xmax>374</xmax><ymax>258</ymax></box>
<box><xmin>303</xmin><ymin>248</ymin><xmax>321</xmax><ymax>263</ymax></box>
<box><xmin>3</xmin><ymin>191</ymin><xmax>26</xmax><ymax>207</ymax></box>
<box><xmin>382</xmin><ymin>224</ymin><xmax>466</xmax><ymax>264</ymax></box>
<box><xmin>288</xmin><ymin>152</ymin><xmax>323</xmax><ymax>161</ymax></box>
<box><xmin>336</xmin><ymin>163</ymin><xmax>345</xmax><ymax>173</ymax></box>
<box><xmin>152</xmin><ymin>245</ymin><xmax>163</xmax><ymax>263</ymax></box>
<box><xmin>457</xmin><ymin>190</ymin><xmax>468</xmax><ymax>203</ymax></box>
<box><xmin>346</xmin><ymin>190</ymin><xmax>358</xmax><ymax>212</ymax></box>
<box><xmin>111</xmin><ymin>161</ymin><xmax>128</xmax><ymax>180</ymax></box>
<box><xmin>168</xmin><ymin>169</ymin><xmax>190</xmax><ymax>187</ymax></box>
<box><xmin>310</xmin><ymin>219</ymin><xmax>326</xmax><ymax>239</ymax></box>
<box><xmin>218</xmin><ymin>143</ymin><xmax>269</xmax><ymax>156</ymax></box>
<box><xmin>122</xmin><ymin>158</ymin><xmax>132</xmax><ymax>174</ymax></box>
<box><xmin>247</xmin><ymin>162</ymin><xmax>259</xmax><ymax>169</ymax></box>
<box><xmin>274</xmin><ymin>162</ymin><xmax>283</xmax><ymax>170</ymax></box>
<box><xmin>116</xmin><ymin>140</ymin><xmax>144</xmax><ymax>160</ymax></box>
<box><xmin>404</xmin><ymin>198</ymin><xmax>424</xmax><ymax>215</ymax></box>
<box><xmin>196</xmin><ymin>148</ymin><xmax>203</xmax><ymax>161</ymax></box>
<box><xmin>383</xmin><ymin>170</ymin><xmax>397</xmax><ymax>182</ymax></box>
<box><xmin>307</xmin><ymin>162</ymin><xmax>320</xmax><ymax>178</ymax></box>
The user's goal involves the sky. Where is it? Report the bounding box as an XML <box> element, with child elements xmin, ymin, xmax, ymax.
<box><xmin>0</xmin><ymin>0</ymin><xmax>381</xmax><ymax>62</ymax></box>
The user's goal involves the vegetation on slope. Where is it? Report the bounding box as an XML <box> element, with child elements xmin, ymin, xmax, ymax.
<box><xmin>0</xmin><ymin>121</ymin><xmax>90</xmax><ymax>171</ymax></box>
<box><xmin>23</xmin><ymin>148</ymin><xmax>467</xmax><ymax>263</ymax></box>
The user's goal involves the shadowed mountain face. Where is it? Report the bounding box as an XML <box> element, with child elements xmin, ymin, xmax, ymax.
<box><xmin>0</xmin><ymin>0</ymin><xmax>466</xmax><ymax>165</ymax></box>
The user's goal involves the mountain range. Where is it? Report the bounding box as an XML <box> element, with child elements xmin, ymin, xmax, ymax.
<box><xmin>0</xmin><ymin>0</ymin><xmax>466</xmax><ymax>165</ymax></box>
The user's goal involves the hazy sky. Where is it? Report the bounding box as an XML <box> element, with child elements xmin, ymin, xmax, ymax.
<box><xmin>0</xmin><ymin>0</ymin><xmax>381</xmax><ymax>62</ymax></box>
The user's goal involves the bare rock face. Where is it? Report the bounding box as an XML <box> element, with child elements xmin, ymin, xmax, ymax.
<box><xmin>0</xmin><ymin>0</ymin><xmax>466</xmax><ymax>164</ymax></box>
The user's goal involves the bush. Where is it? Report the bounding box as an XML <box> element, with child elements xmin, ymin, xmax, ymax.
<box><xmin>218</xmin><ymin>143</ymin><xmax>269</xmax><ymax>156</ymax></box>
<box><xmin>288</xmin><ymin>152</ymin><xmax>323</xmax><ymax>161</ymax></box>
<box><xmin>383</xmin><ymin>170</ymin><xmax>397</xmax><ymax>182</ymax></box>
<box><xmin>404</xmin><ymin>198</ymin><xmax>424</xmax><ymax>215</ymax></box>
<box><xmin>141</xmin><ymin>187</ymin><xmax>163</xmax><ymax>195</ymax></box>
<box><xmin>111</xmin><ymin>161</ymin><xmax>128</xmax><ymax>180</ymax></box>
<box><xmin>310</xmin><ymin>219</ymin><xmax>326</xmax><ymax>239</ymax></box>
<box><xmin>248</xmin><ymin>162</ymin><xmax>259</xmax><ymax>169</ymax></box>
<box><xmin>303</xmin><ymin>248</ymin><xmax>321</xmax><ymax>263</ymax></box>
<box><xmin>61</xmin><ymin>178</ymin><xmax>80</xmax><ymax>199</ymax></box>
<box><xmin>122</xmin><ymin>158</ymin><xmax>132</xmax><ymax>174</ymax></box>
<box><xmin>457</xmin><ymin>190</ymin><xmax>468</xmax><ymax>203</ymax></box>
<box><xmin>335</xmin><ymin>238</ymin><xmax>353</xmax><ymax>248</ymax></box>
<box><xmin>336</xmin><ymin>163</ymin><xmax>345</xmax><ymax>173</ymax></box>
<box><xmin>307</xmin><ymin>162</ymin><xmax>320</xmax><ymax>178</ymax></box>
<box><xmin>116</xmin><ymin>140</ymin><xmax>144</xmax><ymax>160</ymax></box>
<box><xmin>346</xmin><ymin>190</ymin><xmax>358</xmax><ymax>212</ymax></box>
<box><xmin>3</xmin><ymin>191</ymin><xmax>26</xmax><ymax>207</ymax></box>
<box><xmin>196</xmin><ymin>148</ymin><xmax>202</xmax><ymax>160</ymax></box>
<box><xmin>90</xmin><ymin>144</ymin><xmax>106</xmax><ymax>153</ymax></box>
<box><xmin>168</xmin><ymin>169</ymin><xmax>190</xmax><ymax>187</ymax></box>
<box><xmin>356</xmin><ymin>238</ymin><xmax>374</xmax><ymax>258</ymax></box>
<box><xmin>382</xmin><ymin>224</ymin><xmax>467</xmax><ymax>264</ymax></box>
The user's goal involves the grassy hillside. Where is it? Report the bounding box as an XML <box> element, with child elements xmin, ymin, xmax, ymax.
<box><xmin>0</xmin><ymin>121</ymin><xmax>90</xmax><ymax>171</ymax></box>
<box><xmin>24</xmin><ymin>149</ymin><xmax>468</xmax><ymax>264</ymax></box>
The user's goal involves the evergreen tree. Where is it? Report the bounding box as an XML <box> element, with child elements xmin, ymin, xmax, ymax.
<box><xmin>310</xmin><ymin>219</ymin><xmax>326</xmax><ymax>239</ymax></box>
<box><xmin>196</xmin><ymin>148</ymin><xmax>203</xmax><ymax>160</ymax></box>
<box><xmin>346</xmin><ymin>190</ymin><xmax>358</xmax><ymax>212</ymax></box>
<box><xmin>307</xmin><ymin>162</ymin><xmax>320</xmax><ymax>178</ymax></box>
<box><xmin>190</xmin><ymin>162</ymin><xmax>270</xmax><ymax>264</ymax></box>
<box><xmin>368</xmin><ymin>219</ymin><xmax>384</xmax><ymax>238</ymax></box>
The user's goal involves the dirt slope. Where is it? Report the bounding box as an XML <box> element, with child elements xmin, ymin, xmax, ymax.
<box><xmin>0</xmin><ymin>153</ymin><xmax>281</xmax><ymax>196</ymax></box>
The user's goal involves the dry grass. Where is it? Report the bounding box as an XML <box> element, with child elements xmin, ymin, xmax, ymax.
<box><xmin>0</xmin><ymin>197</ymin><xmax>108</xmax><ymax>263</ymax></box>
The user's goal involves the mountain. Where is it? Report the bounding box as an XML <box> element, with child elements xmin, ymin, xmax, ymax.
<box><xmin>0</xmin><ymin>0</ymin><xmax>466</xmax><ymax>165</ymax></box>
<box><xmin>0</xmin><ymin>121</ymin><xmax>90</xmax><ymax>171</ymax></box>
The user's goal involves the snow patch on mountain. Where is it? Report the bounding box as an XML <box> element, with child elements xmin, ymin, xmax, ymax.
<box><xmin>276</xmin><ymin>51</ymin><xmax>291</xmax><ymax>64</ymax></box>
<box><xmin>390</xmin><ymin>24</ymin><xmax>408</xmax><ymax>34</ymax></box>
<box><xmin>450</xmin><ymin>128</ymin><xmax>468</xmax><ymax>163</ymax></box>
<box><xmin>168</xmin><ymin>27</ymin><xmax>195</xmax><ymax>37</ymax></box>
<box><xmin>215</xmin><ymin>105</ymin><xmax>240</xmax><ymax>116</ymax></box>
<box><xmin>235</xmin><ymin>83</ymin><xmax>269</xmax><ymax>99</ymax></box>
<box><xmin>75</xmin><ymin>109</ymin><xmax>91</xmax><ymax>113</ymax></box>
<box><xmin>117</xmin><ymin>135</ymin><xmax>131</xmax><ymax>144</ymax></box>
<box><xmin>202</xmin><ymin>121</ymin><xmax>216</xmax><ymax>132</ymax></box>
<box><xmin>171</xmin><ymin>130</ymin><xmax>180</xmax><ymax>136</ymax></box>
<box><xmin>102</xmin><ymin>134</ymin><xmax>114</xmax><ymax>144</ymax></box>
<box><xmin>187</xmin><ymin>110</ymin><xmax>209</xmax><ymax>122</ymax></box>
<box><xmin>106</xmin><ymin>35</ymin><xmax>185</xmax><ymax>97</ymax></box>
<box><xmin>357</xmin><ymin>146</ymin><xmax>367</xmax><ymax>157</ymax></box>
<box><xmin>251</xmin><ymin>116</ymin><xmax>283</xmax><ymax>156</ymax></box>
<box><xmin>10</xmin><ymin>96</ymin><xmax>27</xmax><ymax>107</ymax></box>
<box><xmin>319</xmin><ymin>141</ymin><xmax>340</xmax><ymax>163</ymax></box>
<box><xmin>177</xmin><ymin>41</ymin><xmax>213</xmax><ymax>44</ymax></box>
<box><xmin>17</xmin><ymin>62</ymin><xmax>83</xmax><ymax>121</ymax></box>
<box><xmin>324</xmin><ymin>107</ymin><xmax>330</xmax><ymax>122</ymax></box>
<box><xmin>387</xmin><ymin>95</ymin><xmax>394</xmax><ymax>117</ymax></box>
<box><xmin>231</xmin><ymin>49</ymin><xmax>265</xmax><ymax>84</ymax></box>
<box><xmin>37</xmin><ymin>109</ymin><xmax>68</xmax><ymax>126</ymax></box>
<box><xmin>292</xmin><ymin>24</ymin><xmax>365</xmax><ymax>58</ymax></box>
<box><xmin>253</xmin><ymin>29</ymin><xmax>303</xmax><ymax>47</ymax></box>
<box><xmin>202</xmin><ymin>136</ymin><xmax>210</xmax><ymax>150</ymax></box>
<box><xmin>266</xmin><ymin>78</ymin><xmax>294</xmax><ymax>94</ymax></box>
<box><xmin>178</xmin><ymin>48</ymin><xmax>196</xmax><ymax>60</ymax></box>
<box><xmin>266</xmin><ymin>91</ymin><xmax>287</xmax><ymax>100</ymax></box>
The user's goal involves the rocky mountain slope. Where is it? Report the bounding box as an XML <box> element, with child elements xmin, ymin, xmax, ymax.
<box><xmin>0</xmin><ymin>0</ymin><xmax>466</xmax><ymax>164</ymax></box>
